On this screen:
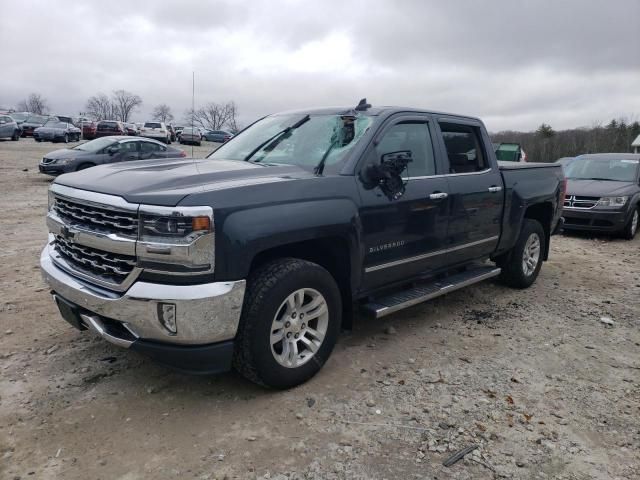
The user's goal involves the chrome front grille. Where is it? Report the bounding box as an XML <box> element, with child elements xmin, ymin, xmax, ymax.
<box><xmin>54</xmin><ymin>235</ymin><xmax>136</xmax><ymax>282</ymax></box>
<box><xmin>53</xmin><ymin>195</ymin><xmax>139</xmax><ymax>237</ymax></box>
<box><xmin>564</xmin><ymin>195</ymin><xmax>599</xmax><ymax>209</ymax></box>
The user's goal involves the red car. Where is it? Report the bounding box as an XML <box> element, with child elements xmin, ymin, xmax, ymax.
<box><xmin>94</xmin><ymin>120</ymin><xmax>126</xmax><ymax>138</ymax></box>
<box><xmin>82</xmin><ymin>121</ymin><xmax>97</xmax><ymax>140</ymax></box>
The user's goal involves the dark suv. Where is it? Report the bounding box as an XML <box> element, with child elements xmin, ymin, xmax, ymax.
<box><xmin>562</xmin><ymin>153</ymin><xmax>640</xmax><ymax>239</ymax></box>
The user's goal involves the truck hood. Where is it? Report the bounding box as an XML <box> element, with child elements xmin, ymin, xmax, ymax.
<box><xmin>566</xmin><ymin>179</ymin><xmax>637</xmax><ymax>197</ymax></box>
<box><xmin>54</xmin><ymin>157</ymin><xmax>316</xmax><ymax>205</ymax></box>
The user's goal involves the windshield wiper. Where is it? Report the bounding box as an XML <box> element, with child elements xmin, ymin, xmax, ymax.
<box><xmin>244</xmin><ymin>115</ymin><xmax>310</xmax><ymax>162</ymax></box>
<box><xmin>314</xmin><ymin>139</ymin><xmax>339</xmax><ymax>175</ymax></box>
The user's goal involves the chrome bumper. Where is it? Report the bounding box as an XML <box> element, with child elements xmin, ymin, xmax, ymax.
<box><xmin>40</xmin><ymin>246</ymin><xmax>246</xmax><ymax>347</ymax></box>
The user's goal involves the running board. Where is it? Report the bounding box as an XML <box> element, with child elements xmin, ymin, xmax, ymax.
<box><xmin>362</xmin><ymin>266</ymin><xmax>501</xmax><ymax>319</ymax></box>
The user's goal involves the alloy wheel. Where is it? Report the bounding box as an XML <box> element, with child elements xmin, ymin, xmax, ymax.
<box><xmin>522</xmin><ymin>233</ymin><xmax>541</xmax><ymax>277</ymax></box>
<box><xmin>270</xmin><ymin>288</ymin><xmax>329</xmax><ymax>368</ymax></box>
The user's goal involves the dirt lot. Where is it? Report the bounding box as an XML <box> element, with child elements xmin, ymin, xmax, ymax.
<box><xmin>1</xmin><ymin>138</ymin><xmax>639</xmax><ymax>480</ymax></box>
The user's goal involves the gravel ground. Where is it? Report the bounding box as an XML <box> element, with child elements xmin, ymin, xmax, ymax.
<box><xmin>1</xmin><ymin>138</ymin><xmax>639</xmax><ymax>480</ymax></box>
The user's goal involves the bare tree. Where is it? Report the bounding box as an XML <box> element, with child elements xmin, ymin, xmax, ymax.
<box><xmin>189</xmin><ymin>101</ymin><xmax>238</xmax><ymax>131</ymax></box>
<box><xmin>85</xmin><ymin>93</ymin><xmax>116</xmax><ymax>120</ymax></box>
<box><xmin>152</xmin><ymin>104</ymin><xmax>174</xmax><ymax>123</ymax></box>
<box><xmin>17</xmin><ymin>93</ymin><xmax>50</xmax><ymax>114</ymax></box>
<box><xmin>112</xmin><ymin>90</ymin><xmax>142</xmax><ymax>122</ymax></box>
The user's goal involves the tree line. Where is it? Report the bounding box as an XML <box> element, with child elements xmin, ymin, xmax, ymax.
<box><xmin>491</xmin><ymin>119</ymin><xmax>640</xmax><ymax>162</ymax></box>
<box><xmin>13</xmin><ymin>91</ymin><xmax>241</xmax><ymax>132</ymax></box>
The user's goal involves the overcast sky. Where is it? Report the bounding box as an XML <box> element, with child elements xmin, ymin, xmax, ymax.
<box><xmin>1</xmin><ymin>0</ymin><xmax>639</xmax><ymax>131</ymax></box>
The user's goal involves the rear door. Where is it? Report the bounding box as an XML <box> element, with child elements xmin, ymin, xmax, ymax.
<box><xmin>434</xmin><ymin>119</ymin><xmax>503</xmax><ymax>262</ymax></box>
<box><xmin>357</xmin><ymin>114</ymin><xmax>452</xmax><ymax>290</ymax></box>
<box><xmin>139</xmin><ymin>140</ymin><xmax>165</xmax><ymax>160</ymax></box>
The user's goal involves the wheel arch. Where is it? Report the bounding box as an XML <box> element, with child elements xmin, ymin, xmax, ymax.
<box><xmin>248</xmin><ymin>236</ymin><xmax>355</xmax><ymax>329</ymax></box>
<box><xmin>523</xmin><ymin>202</ymin><xmax>553</xmax><ymax>260</ymax></box>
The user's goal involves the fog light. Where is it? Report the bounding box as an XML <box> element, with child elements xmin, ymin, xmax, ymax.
<box><xmin>158</xmin><ymin>303</ymin><xmax>177</xmax><ymax>335</ymax></box>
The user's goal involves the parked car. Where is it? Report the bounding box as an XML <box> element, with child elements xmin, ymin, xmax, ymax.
<box><xmin>0</xmin><ymin>114</ymin><xmax>21</xmax><ymax>140</ymax></box>
<box><xmin>33</xmin><ymin>122</ymin><xmax>81</xmax><ymax>143</ymax></box>
<box><xmin>562</xmin><ymin>153</ymin><xmax>639</xmax><ymax>239</ymax></box>
<box><xmin>8</xmin><ymin>111</ymin><xmax>30</xmax><ymax>126</ymax></box>
<box><xmin>95</xmin><ymin>120</ymin><xmax>126</xmax><ymax>137</ymax></box>
<box><xmin>38</xmin><ymin>136</ymin><xmax>186</xmax><ymax>175</ymax></box>
<box><xmin>140</xmin><ymin>121</ymin><xmax>171</xmax><ymax>143</ymax></box>
<box><xmin>81</xmin><ymin>121</ymin><xmax>98</xmax><ymax>140</ymax></box>
<box><xmin>40</xmin><ymin>102</ymin><xmax>564</xmax><ymax>388</ymax></box>
<box><xmin>493</xmin><ymin>143</ymin><xmax>527</xmax><ymax>162</ymax></box>
<box><xmin>179</xmin><ymin>126</ymin><xmax>202</xmax><ymax>145</ymax></box>
<box><xmin>203</xmin><ymin>130</ymin><xmax>234</xmax><ymax>142</ymax></box>
<box><xmin>174</xmin><ymin>126</ymin><xmax>185</xmax><ymax>139</ymax></box>
<box><xmin>21</xmin><ymin>114</ymin><xmax>54</xmax><ymax>137</ymax></box>
<box><xmin>124</xmin><ymin>123</ymin><xmax>139</xmax><ymax>136</ymax></box>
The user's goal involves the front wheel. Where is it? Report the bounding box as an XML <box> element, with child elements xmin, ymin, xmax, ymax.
<box><xmin>11</xmin><ymin>131</ymin><xmax>19</xmax><ymax>141</ymax></box>
<box><xmin>63</xmin><ymin>134</ymin><xmax>69</xmax><ymax>143</ymax></box>
<box><xmin>621</xmin><ymin>207</ymin><xmax>639</xmax><ymax>240</ymax></box>
<box><xmin>234</xmin><ymin>258</ymin><xmax>341</xmax><ymax>389</ymax></box>
<box><xmin>499</xmin><ymin>219</ymin><xmax>546</xmax><ymax>289</ymax></box>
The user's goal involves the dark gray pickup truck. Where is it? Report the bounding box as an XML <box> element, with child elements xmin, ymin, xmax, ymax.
<box><xmin>40</xmin><ymin>101</ymin><xmax>565</xmax><ymax>388</ymax></box>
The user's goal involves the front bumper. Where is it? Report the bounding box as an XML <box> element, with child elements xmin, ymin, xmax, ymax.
<box><xmin>40</xmin><ymin>246</ymin><xmax>246</xmax><ymax>374</ymax></box>
<box><xmin>562</xmin><ymin>207</ymin><xmax>627</xmax><ymax>232</ymax></box>
<box><xmin>39</xmin><ymin>163</ymin><xmax>66</xmax><ymax>175</ymax></box>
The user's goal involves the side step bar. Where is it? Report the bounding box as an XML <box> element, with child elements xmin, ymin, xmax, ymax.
<box><xmin>362</xmin><ymin>266</ymin><xmax>501</xmax><ymax>319</ymax></box>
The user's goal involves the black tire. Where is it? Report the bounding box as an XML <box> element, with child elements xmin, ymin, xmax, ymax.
<box><xmin>197</xmin><ymin>142</ymin><xmax>201</xmax><ymax>146</ymax></box>
<box><xmin>35</xmin><ymin>138</ymin><xmax>42</xmax><ymax>142</ymax></box>
<box><xmin>499</xmin><ymin>219</ymin><xmax>546</xmax><ymax>289</ymax></box>
<box><xmin>63</xmin><ymin>134</ymin><xmax>69</xmax><ymax>143</ymax></box>
<box><xmin>621</xmin><ymin>207</ymin><xmax>639</xmax><ymax>240</ymax></box>
<box><xmin>76</xmin><ymin>163</ymin><xmax>95</xmax><ymax>171</ymax></box>
<box><xmin>233</xmin><ymin>258</ymin><xmax>342</xmax><ymax>389</ymax></box>
<box><xmin>11</xmin><ymin>130</ymin><xmax>19</xmax><ymax>141</ymax></box>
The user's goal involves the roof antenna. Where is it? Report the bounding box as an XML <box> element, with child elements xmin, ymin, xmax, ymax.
<box><xmin>355</xmin><ymin>98</ymin><xmax>371</xmax><ymax>111</ymax></box>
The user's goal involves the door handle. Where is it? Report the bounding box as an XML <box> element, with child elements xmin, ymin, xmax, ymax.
<box><xmin>488</xmin><ymin>186</ymin><xmax>503</xmax><ymax>193</ymax></box>
<box><xmin>429</xmin><ymin>192</ymin><xmax>448</xmax><ymax>200</ymax></box>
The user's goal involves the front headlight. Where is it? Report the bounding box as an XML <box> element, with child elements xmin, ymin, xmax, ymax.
<box><xmin>140</xmin><ymin>213</ymin><xmax>211</xmax><ymax>244</ymax></box>
<box><xmin>137</xmin><ymin>205</ymin><xmax>215</xmax><ymax>274</ymax></box>
<box><xmin>47</xmin><ymin>188</ymin><xmax>55</xmax><ymax>211</ymax></box>
<box><xmin>597</xmin><ymin>196</ymin><xmax>627</xmax><ymax>208</ymax></box>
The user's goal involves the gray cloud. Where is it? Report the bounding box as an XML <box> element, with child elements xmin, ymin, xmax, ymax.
<box><xmin>1</xmin><ymin>0</ymin><xmax>638</xmax><ymax>131</ymax></box>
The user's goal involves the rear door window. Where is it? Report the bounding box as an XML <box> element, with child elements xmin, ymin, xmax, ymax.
<box><xmin>439</xmin><ymin>123</ymin><xmax>488</xmax><ymax>173</ymax></box>
<box><xmin>140</xmin><ymin>141</ymin><xmax>163</xmax><ymax>152</ymax></box>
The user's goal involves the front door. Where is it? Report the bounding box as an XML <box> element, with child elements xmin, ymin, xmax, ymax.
<box><xmin>435</xmin><ymin>120</ymin><xmax>503</xmax><ymax>262</ymax></box>
<box><xmin>357</xmin><ymin>116</ymin><xmax>451</xmax><ymax>291</ymax></box>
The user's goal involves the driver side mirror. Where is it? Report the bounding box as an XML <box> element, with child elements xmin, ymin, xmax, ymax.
<box><xmin>362</xmin><ymin>150</ymin><xmax>413</xmax><ymax>200</ymax></box>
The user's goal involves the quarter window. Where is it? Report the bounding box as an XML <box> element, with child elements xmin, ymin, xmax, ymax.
<box><xmin>439</xmin><ymin>123</ymin><xmax>487</xmax><ymax>173</ymax></box>
<box><xmin>375</xmin><ymin>122</ymin><xmax>436</xmax><ymax>177</ymax></box>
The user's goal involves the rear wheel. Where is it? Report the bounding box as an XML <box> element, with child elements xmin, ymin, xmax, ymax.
<box><xmin>234</xmin><ymin>258</ymin><xmax>341</xmax><ymax>389</ymax></box>
<box><xmin>499</xmin><ymin>219</ymin><xmax>546</xmax><ymax>289</ymax></box>
<box><xmin>621</xmin><ymin>207</ymin><xmax>639</xmax><ymax>240</ymax></box>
